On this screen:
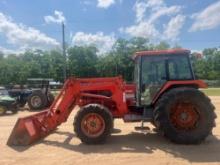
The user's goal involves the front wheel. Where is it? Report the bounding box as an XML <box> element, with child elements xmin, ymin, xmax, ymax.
<box><xmin>154</xmin><ymin>87</ymin><xmax>216</xmax><ymax>144</ymax></box>
<box><xmin>74</xmin><ymin>104</ymin><xmax>113</xmax><ymax>144</ymax></box>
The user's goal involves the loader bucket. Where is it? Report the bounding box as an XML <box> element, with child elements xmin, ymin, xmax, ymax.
<box><xmin>7</xmin><ymin>110</ymin><xmax>55</xmax><ymax>146</ymax></box>
<box><xmin>7</xmin><ymin>78</ymin><xmax>78</xmax><ymax>146</ymax></box>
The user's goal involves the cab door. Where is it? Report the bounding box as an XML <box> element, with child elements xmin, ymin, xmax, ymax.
<box><xmin>140</xmin><ymin>56</ymin><xmax>167</xmax><ymax>105</ymax></box>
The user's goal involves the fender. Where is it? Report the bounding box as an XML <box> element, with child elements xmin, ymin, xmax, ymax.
<box><xmin>152</xmin><ymin>80</ymin><xmax>207</xmax><ymax>104</ymax></box>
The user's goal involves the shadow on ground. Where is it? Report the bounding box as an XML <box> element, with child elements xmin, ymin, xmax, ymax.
<box><xmin>9</xmin><ymin>129</ymin><xmax>220</xmax><ymax>163</ymax></box>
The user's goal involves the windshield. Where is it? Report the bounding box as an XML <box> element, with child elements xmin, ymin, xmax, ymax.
<box><xmin>141</xmin><ymin>54</ymin><xmax>193</xmax><ymax>83</ymax></box>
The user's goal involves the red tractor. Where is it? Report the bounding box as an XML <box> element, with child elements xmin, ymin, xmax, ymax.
<box><xmin>8</xmin><ymin>49</ymin><xmax>216</xmax><ymax>146</ymax></box>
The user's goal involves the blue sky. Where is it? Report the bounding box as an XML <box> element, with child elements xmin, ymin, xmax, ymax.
<box><xmin>0</xmin><ymin>0</ymin><xmax>220</xmax><ymax>54</ymax></box>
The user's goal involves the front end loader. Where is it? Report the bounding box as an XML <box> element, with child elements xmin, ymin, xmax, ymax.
<box><xmin>7</xmin><ymin>49</ymin><xmax>216</xmax><ymax>146</ymax></box>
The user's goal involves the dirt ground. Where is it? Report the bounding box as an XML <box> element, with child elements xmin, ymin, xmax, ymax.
<box><xmin>0</xmin><ymin>96</ymin><xmax>220</xmax><ymax>165</ymax></box>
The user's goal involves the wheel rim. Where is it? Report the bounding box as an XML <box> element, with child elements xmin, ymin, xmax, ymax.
<box><xmin>31</xmin><ymin>96</ymin><xmax>42</xmax><ymax>108</ymax></box>
<box><xmin>170</xmin><ymin>101</ymin><xmax>199</xmax><ymax>130</ymax></box>
<box><xmin>0</xmin><ymin>106</ymin><xmax>5</xmax><ymax>115</ymax></box>
<box><xmin>81</xmin><ymin>113</ymin><xmax>105</xmax><ymax>138</ymax></box>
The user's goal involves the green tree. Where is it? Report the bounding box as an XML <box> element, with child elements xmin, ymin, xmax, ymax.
<box><xmin>154</xmin><ymin>41</ymin><xmax>170</xmax><ymax>50</ymax></box>
<box><xmin>68</xmin><ymin>46</ymin><xmax>98</xmax><ymax>77</ymax></box>
<box><xmin>193</xmin><ymin>48</ymin><xmax>220</xmax><ymax>80</ymax></box>
<box><xmin>97</xmin><ymin>37</ymin><xmax>170</xmax><ymax>81</ymax></box>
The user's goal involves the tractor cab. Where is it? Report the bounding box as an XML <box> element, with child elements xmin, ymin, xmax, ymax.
<box><xmin>133</xmin><ymin>49</ymin><xmax>195</xmax><ymax>106</ymax></box>
<box><xmin>27</xmin><ymin>78</ymin><xmax>53</xmax><ymax>91</ymax></box>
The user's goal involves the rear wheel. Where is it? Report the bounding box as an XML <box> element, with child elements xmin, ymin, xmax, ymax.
<box><xmin>27</xmin><ymin>91</ymin><xmax>47</xmax><ymax>110</ymax></box>
<box><xmin>74</xmin><ymin>104</ymin><xmax>113</xmax><ymax>144</ymax></box>
<box><xmin>0</xmin><ymin>106</ymin><xmax>7</xmax><ymax>116</ymax></box>
<box><xmin>154</xmin><ymin>87</ymin><xmax>216</xmax><ymax>144</ymax></box>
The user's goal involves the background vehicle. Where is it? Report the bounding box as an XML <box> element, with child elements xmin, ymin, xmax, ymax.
<box><xmin>7</xmin><ymin>49</ymin><xmax>216</xmax><ymax>146</ymax></box>
<box><xmin>26</xmin><ymin>78</ymin><xmax>55</xmax><ymax>110</ymax></box>
<box><xmin>7</xmin><ymin>79</ymin><xmax>55</xmax><ymax>110</ymax></box>
<box><xmin>8</xmin><ymin>85</ymin><xmax>32</xmax><ymax>107</ymax></box>
<box><xmin>0</xmin><ymin>87</ymin><xmax>18</xmax><ymax>115</ymax></box>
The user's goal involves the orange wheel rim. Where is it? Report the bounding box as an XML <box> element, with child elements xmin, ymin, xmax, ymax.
<box><xmin>170</xmin><ymin>102</ymin><xmax>199</xmax><ymax>130</ymax></box>
<box><xmin>81</xmin><ymin>113</ymin><xmax>105</xmax><ymax>138</ymax></box>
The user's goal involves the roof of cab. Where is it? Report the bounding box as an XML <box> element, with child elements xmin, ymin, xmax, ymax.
<box><xmin>133</xmin><ymin>49</ymin><xmax>191</xmax><ymax>60</ymax></box>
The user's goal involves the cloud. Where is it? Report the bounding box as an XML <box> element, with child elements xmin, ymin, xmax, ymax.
<box><xmin>133</xmin><ymin>0</ymin><xmax>165</xmax><ymax>22</ymax></box>
<box><xmin>97</xmin><ymin>0</ymin><xmax>115</xmax><ymax>8</ymax></box>
<box><xmin>72</xmin><ymin>32</ymin><xmax>116</xmax><ymax>54</ymax></box>
<box><xmin>190</xmin><ymin>1</ymin><xmax>220</xmax><ymax>32</ymax></box>
<box><xmin>148</xmin><ymin>6</ymin><xmax>182</xmax><ymax>23</ymax></box>
<box><xmin>145</xmin><ymin>0</ymin><xmax>164</xmax><ymax>9</ymax></box>
<box><xmin>163</xmin><ymin>15</ymin><xmax>186</xmax><ymax>41</ymax></box>
<box><xmin>44</xmin><ymin>10</ymin><xmax>66</xmax><ymax>24</ymax></box>
<box><xmin>0</xmin><ymin>12</ymin><xmax>59</xmax><ymax>51</ymax></box>
<box><xmin>120</xmin><ymin>21</ymin><xmax>159</xmax><ymax>39</ymax></box>
<box><xmin>0</xmin><ymin>46</ymin><xmax>25</xmax><ymax>55</ymax></box>
<box><xmin>134</xmin><ymin>1</ymin><xmax>148</xmax><ymax>23</ymax></box>
<box><xmin>97</xmin><ymin>0</ymin><xmax>123</xmax><ymax>9</ymax></box>
<box><xmin>120</xmin><ymin>0</ymin><xmax>185</xmax><ymax>41</ymax></box>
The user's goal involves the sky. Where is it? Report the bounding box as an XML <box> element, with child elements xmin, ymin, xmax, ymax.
<box><xmin>0</xmin><ymin>0</ymin><xmax>220</xmax><ymax>54</ymax></box>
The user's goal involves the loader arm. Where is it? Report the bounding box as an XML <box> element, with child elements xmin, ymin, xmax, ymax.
<box><xmin>7</xmin><ymin>77</ymin><xmax>128</xmax><ymax>146</ymax></box>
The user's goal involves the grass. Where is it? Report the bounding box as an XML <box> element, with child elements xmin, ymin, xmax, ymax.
<box><xmin>201</xmin><ymin>88</ymin><xmax>220</xmax><ymax>96</ymax></box>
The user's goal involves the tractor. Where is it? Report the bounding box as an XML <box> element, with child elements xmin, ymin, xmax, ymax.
<box><xmin>7</xmin><ymin>79</ymin><xmax>55</xmax><ymax>110</ymax></box>
<box><xmin>26</xmin><ymin>78</ymin><xmax>55</xmax><ymax>110</ymax></box>
<box><xmin>7</xmin><ymin>49</ymin><xmax>216</xmax><ymax>146</ymax></box>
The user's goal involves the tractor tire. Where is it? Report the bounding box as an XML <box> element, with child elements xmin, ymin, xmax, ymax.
<box><xmin>154</xmin><ymin>87</ymin><xmax>216</xmax><ymax>144</ymax></box>
<box><xmin>0</xmin><ymin>106</ymin><xmax>7</xmax><ymax>116</ymax></box>
<box><xmin>74</xmin><ymin>104</ymin><xmax>113</xmax><ymax>144</ymax></box>
<box><xmin>47</xmin><ymin>93</ymin><xmax>55</xmax><ymax>107</ymax></box>
<box><xmin>27</xmin><ymin>90</ymin><xmax>47</xmax><ymax>110</ymax></box>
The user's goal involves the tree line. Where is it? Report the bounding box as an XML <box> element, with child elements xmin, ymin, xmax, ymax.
<box><xmin>0</xmin><ymin>37</ymin><xmax>219</xmax><ymax>85</ymax></box>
